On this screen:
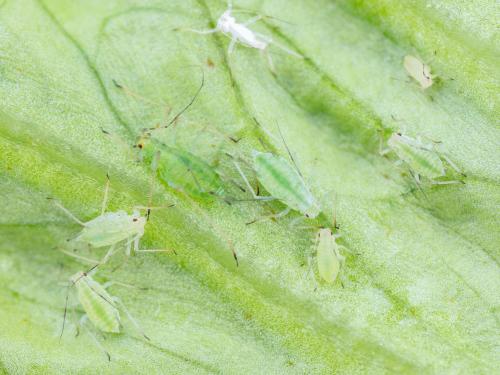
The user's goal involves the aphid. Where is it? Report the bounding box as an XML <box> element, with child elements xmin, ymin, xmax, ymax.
<box><xmin>61</xmin><ymin>265</ymin><xmax>148</xmax><ymax>361</ymax></box>
<box><xmin>316</xmin><ymin>228</ymin><xmax>344</xmax><ymax>284</ymax></box>
<box><xmin>50</xmin><ymin>175</ymin><xmax>175</xmax><ymax>264</ymax></box>
<box><xmin>231</xmin><ymin>120</ymin><xmax>320</xmax><ymax>222</ymax></box>
<box><xmin>182</xmin><ymin>0</ymin><xmax>302</xmax><ymax>72</ymax></box>
<box><xmin>136</xmin><ymin>135</ymin><xmax>227</xmax><ymax>201</ymax></box>
<box><xmin>381</xmin><ymin>132</ymin><xmax>465</xmax><ymax>185</ymax></box>
<box><xmin>403</xmin><ymin>55</ymin><xmax>435</xmax><ymax>90</ymax></box>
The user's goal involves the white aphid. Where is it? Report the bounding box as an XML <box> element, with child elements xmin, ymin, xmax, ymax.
<box><xmin>51</xmin><ymin>175</ymin><xmax>174</xmax><ymax>264</ymax></box>
<box><xmin>185</xmin><ymin>1</ymin><xmax>302</xmax><ymax>71</ymax></box>
<box><xmin>403</xmin><ymin>55</ymin><xmax>434</xmax><ymax>89</ymax></box>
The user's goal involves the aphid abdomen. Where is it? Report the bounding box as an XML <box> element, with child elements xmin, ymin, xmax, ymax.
<box><xmin>253</xmin><ymin>151</ymin><xmax>316</xmax><ymax>215</ymax></box>
<box><xmin>317</xmin><ymin>229</ymin><xmax>341</xmax><ymax>283</ymax></box>
<box><xmin>77</xmin><ymin>212</ymin><xmax>138</xmax><ymax>247</ymax></box>
<box><xmin>76</xmin><ymin>277</ymin><xmax>120</xmax><ymax>333</ymax></box>
<box><xmin>395</xmin><ymin>143</ymin><xmax>445</xmax><ymax>178</ymax></box>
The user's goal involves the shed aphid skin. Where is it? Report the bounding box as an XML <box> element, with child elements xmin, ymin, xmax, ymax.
<box><xmin>180</xmin><ymin>0</ymin><xmax>302</xmax><ymax>72</ymax></box>
<box><xmin>381</xmin><ymin>132</ymin><xmax>466</xmax><ymax>185</ymax></box>
<box><xmin>403</xmin><ymin>55</ymin><xmax>435</xmax><ymax>90</ymax></box>
<box><xmin>50</xmin><ymin>175</ymin><xmax>176</xmax><ymax>265</ymax></box>
<box><xmin>60</xmin><ymin>265</ymin><xmax>149</xmax><ymax>361</ymax></box>
<box><xmin>231</xmin><ymin>120</ymin><xmax>320</xmax><ymax>223</ymax></box>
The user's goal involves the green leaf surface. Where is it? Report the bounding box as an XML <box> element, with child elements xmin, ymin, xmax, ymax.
<box><xmin>0</xmin><ymin>0</ymin><xmax>498</xmax><ymax>373</ymax></box>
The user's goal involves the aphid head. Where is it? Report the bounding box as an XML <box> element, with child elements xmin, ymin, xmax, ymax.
<box><xmin>218</xmin><ymin>11</ymin><xmax>235</xmax><ymax>32</ymax></box>
<box><xmin>304</xmin><ymin>202</ymin><xmax>320</xmax><ymax>219</ymax></box>
<box><xmin>131</xmin><ymin>210</ymin><xmax>146</xmax><ymax>232</ymax></box>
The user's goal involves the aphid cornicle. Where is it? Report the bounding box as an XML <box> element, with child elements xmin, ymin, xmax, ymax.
<box><xmin>181</xmin><ymin>0</ymin><xmax>302</xmax><ymax>72</ymax></box>
<box><xmin>403</xmin><ymin>55</ymin><xmax>435</xmax><ymax>90</ymax></box>
<box><xmin>50</xmin><ymin>175</ymin><xmax>174</xmax><ymax>264</ymax></box>
<box><xmin>382</xmin><ymin>132</ymin><xmax>465</xmax><ymax>185</ymax></box>
<box><xmin>231</xmin><ymin>121</ymin><xmax>320</xmax><ymax>222</ymax></box>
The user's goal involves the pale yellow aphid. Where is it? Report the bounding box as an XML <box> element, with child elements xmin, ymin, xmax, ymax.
<box><xmin>316</xmin><ymin>228</ymin><xmax>344</xmax><ymax>283</ymax></box>
<box><xmin>403</xmin><ymin>55</ymin><xmax>434</xmax><ymax>89</ymax></box>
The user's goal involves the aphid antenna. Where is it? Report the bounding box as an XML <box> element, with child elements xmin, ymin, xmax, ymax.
<box><xmin>81</xmin><ymin>321</ymin><xmax>111</xmax><ymax>361</ymax></box>
<box><xmin>275</xmin><ymin>120</ymin><xmax>305</xmax><ymax>179</ymax></box>
<box><xmin>112</xmin><ymin>79</ymin><xmax>167</xmax><ymax>109</ymax></box>
<box><xmin>145</xmin><ymin>66</ymin><xmax>205</xmax><ymax>134</ymax></box>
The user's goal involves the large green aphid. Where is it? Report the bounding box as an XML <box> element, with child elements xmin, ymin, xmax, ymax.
<box><xmin>382</xmin><ymin>132</ymin><xmax>465</xmax><ymax>185</ymax></box>
<box><xmin>233</xmin><ymin>148</ymin><xmax>320</xmax><ymax>221</ymax></box>
<box><xmin>137</xmin><ymin>136</ymin><xmax>226</xmax><ymax>201</ymax></box>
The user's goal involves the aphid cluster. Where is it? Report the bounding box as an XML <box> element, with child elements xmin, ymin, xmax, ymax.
<box><xmin>49</xmin><ymin>0</ymin><xmax>465</xmax><ymax>360</ymax></box>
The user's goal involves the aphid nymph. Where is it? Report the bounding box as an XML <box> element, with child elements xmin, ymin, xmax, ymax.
<box><xmin>316</xmin><ymin>227</ymin><xmax>344</xmax><ymax>284</ymax></box>
<box><xmin>381</xmin><ymin>132</ymin><xmax>465</xmax><ymax>185</ymax></box>
<box><xmin>403</xmin><ymin>55</ymin><xmax>434</xmax><ymax>90</ymax></box>
<box><xmin>61</xmin><ymin>265</ymin><xmax>149</xmax><ymax>361</ymax></box>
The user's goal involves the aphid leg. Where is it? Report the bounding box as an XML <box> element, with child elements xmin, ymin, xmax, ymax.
<box><xmin>182</xmin><ymin>27</ymin><xmax>218</xmax><ymax>35</ymax></box>
<box><xmin>133</xmin><ymin>235</ymin><xmax>176</xmax><ymax>255</ymax></box>
<box><xmin>255</xmin><ymin>31</ymin><xmax>303</xmax><ymax>59</ymax></box>
<box><xmin>101</xmin><ymin>173</ymin><xmax>110</xmax><ymax>215</ymax></box>
<box><xmin>232</xmin><ymin>160</ymin><xmax>274</xmax><ymax>200</ymax></box>
<box><xmin>49</xmin><ymin>199</ymin><xmax>86</xmax><ymax>226</ymax></box>
<box><xmin>57</xmin><ymin>248</ymin><xmax>100</xmax><ymax>264</ymax></box>
<box><xmin>430</xmin><ymin>179</ymin><xmax>465</xmax><ymax>185</ymax></box>
<box><xmin>246</xmin><ymin>207</ymin><xmax>290</xmax><ymax>225</ymax></box>
<box><xmin>80</xmin><ymin>318</ymin><xmax>111</xmax><ymax>361</ymax></box>
<box><xmin>100</xmin><ymin>243</ymin><xmax>118</xmax><ymax>264</ymax></box>
<box><xmin>440</xmin><ymin>154</ymin><xmax>466</xmax><ymax>177</ymax></box>
<box><xmin>262</xmin><ymin>48</ymin><xmax>276</xmax><ymax>74</ymax></box>
<box><xmin>228</xmin><ymin>37</ymin><xmax>237</xmax><ymax>54</ymax></box>
<box><xmin>60</xmin><ymin>283</ymin><xmax>72</xmax><ymax>340</ymax></box>
<box><xmin>112</xmin><ymin>297</ymin><xmax>150</xmax><ymax>341</ymax></box>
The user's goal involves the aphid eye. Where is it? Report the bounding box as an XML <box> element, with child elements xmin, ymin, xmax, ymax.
<box><xmin>397</xmin><ymin>132</ymin><xmax>402</xmax><ymax>136</ymax></box>
<box><xmin>305</xmin><ymin>214</ymin><xmax>310</xmax><ymax>218</ymax></box>
<box><xmin>133</xmin><ymin>218</ymin><xmax>138</xmax><ymax>222</ymax></box>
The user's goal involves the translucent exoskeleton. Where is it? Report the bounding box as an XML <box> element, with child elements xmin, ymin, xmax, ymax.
<box><xmin>381</xmin><ymin>132</ymin><xmax>466</xmax><ymax>185</ymax></box>
<box><xmin>50</xmin><ymin>175</ymin><xmax>175</xmax><ymax>265</ymax></box>
<box><xmin>180</xmin><ymin>0</ymin><xmax>302</xmax><ymax>72</ymax></box>
<box><xmin>403</xmin><ymin>55</ymin><xmax>435</xmax><ymax>90</ymax></box>
<box><xmin>231</xmin><ymin>121</ymin><xmax>320</xmax><ymax>223</ymax></box>
<box><xmin>60</xmin><ymin>265</ymin><xmax>149</xmax><ymax>361</ymax></box>
<box><xmin>315</xmin><ymin>228</ymin><xmax>345</xmax><ymax>284</ymax></box>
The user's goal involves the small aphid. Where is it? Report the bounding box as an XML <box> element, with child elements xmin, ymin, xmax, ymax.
<box><xmin>232</xmin><ymin>121</ymin><xmax>320</xmax><ymax>222</ymax></box>
<box><xmin>50</xmin><ymin>175</ymin><xmax>175</xmax><ymax>264</ymax></box>
<box><xmin>403</xmin><ymin>55</ymin><xmax>434</xmax><ymax>90</ymax></box>
<box><xmin>316</xmin><ymin>228</ymin><xmax>344</xmax><ymax>283</ymax></box>
<box><xmin>182</xmin><ymin>0</ymin><xmax>302</xmax><ymax>72</ymax></box>
<box><xmin>61</xmin><ymin>266</ymin><xmax>149</xmax><ymax>361</ymax></box>
<box><xmin>381</xmin><ymin>132</ymin><xmax>465</xmax><ymax>185</ymax></box>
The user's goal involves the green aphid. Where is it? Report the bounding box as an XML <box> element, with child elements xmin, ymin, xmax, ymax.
<box><xmin>61</xmin><ymin>267</ymin><xmax>149</xmax><ymax>361</ymax></box>
<box><xmin>232</xmin><ymin>122</ymin><xmax>320</xmax><ymax>222</ymax></box>
<box><xmin>316</xmin><ymin>228</ymin><xmax>344</xmax><ymax>284</ymax></box>
<box><xmin>382</xmin><ymin>132</ymin><xmax>465</xmax><ymax>185</ymax></box>
<box><xmin>137</xmin><ymin>137</ymin><xmax>226</xmax><ymax>201</ymax></box>
<box><xmin>71</xmin><ymin>270</ymin><xmax>120</xmax><ymax>334</ymax></box>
